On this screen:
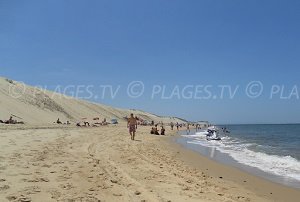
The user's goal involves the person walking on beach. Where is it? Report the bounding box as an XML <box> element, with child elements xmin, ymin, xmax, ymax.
<box><xmin>161</xmin><ymin>126</ymin><xmax>166</xmax><ymax>135</ymax></box>
<box><xmin>170</xmin><ymin>122</ymin><xmax>174</xmax><ymax>130</ymax></box>
<box><xmin>176</xmin><ymin>122</ymin><xmax>179</xmax><ymax>131</ymax></box>
<box><xmin>195</xmin><ymin>124</ymin><xmax>199</xmax><ymax>132</ymax></box>
<box><xmin>186</xmin><ymin>123</ymin><xmax>190</xmax><ymax>134</ymax></box>
<box><xmin>127</xmin><ymin>113</ymin><xmax>138</xmax><ymax>140</ymax></box>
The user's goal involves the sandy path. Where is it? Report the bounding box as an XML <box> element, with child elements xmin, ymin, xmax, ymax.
<box><xmin>0</xmin><ymin>125</ymin><xmax>273</xmax><ymax>202</ymax></box>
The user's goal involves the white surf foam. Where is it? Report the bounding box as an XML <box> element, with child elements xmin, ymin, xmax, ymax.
<box><xmin>183</xmin><ymin>134</ymin><xmax>300</xmax><ymax>181</ymax></box>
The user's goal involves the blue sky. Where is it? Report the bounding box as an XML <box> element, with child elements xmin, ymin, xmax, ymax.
<box><xmin>1</xmin><ymin>0</ymin><xmax>300</xmax><ymax>124</ymax></box>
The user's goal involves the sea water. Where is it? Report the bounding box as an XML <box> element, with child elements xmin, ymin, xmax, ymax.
<box><xmin>177</xmin><ymin>124</ymin><xmax>300</xmax><ymax>188</ymax></box>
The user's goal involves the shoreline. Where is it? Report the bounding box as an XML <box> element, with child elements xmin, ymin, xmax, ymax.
<box><xmin>0</xmin><ymin>124</ymin><xmax>299</xmax><ymax>201</ymax></box>
<box><xmin>177</xmin><ymin>135</ymin><xmax>300</xmax><ymax>189</ymax></box>
<box><xmin>167</xmin><ymin>128</ymin><xmax>300</xmax><ymax>201</ymax></box>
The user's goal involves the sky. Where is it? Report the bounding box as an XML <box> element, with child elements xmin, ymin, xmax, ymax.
<box><xmin>1</xmin><ymin>0</ymin><xmax>300</xmax><ymax>124</ymax></box>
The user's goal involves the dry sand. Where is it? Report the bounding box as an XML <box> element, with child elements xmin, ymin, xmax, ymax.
<box><xmin>1</xmin><ymin>124</ymin><xmax>299</xmax><ymax>202</ymax></box>
<box><xmin>0</xmin><ymin>77</ymin><xmax>184</xmax><ymax>125</ymax></box>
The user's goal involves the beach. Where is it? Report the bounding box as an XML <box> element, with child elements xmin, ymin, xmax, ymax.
<box><xmin>2</xmin><ymin>0</ymin><xmax>300</xmax><ymax>201</ymax></box>
<box><xmin>0</xmin><ymin>124</ymin><xmax>299</xmax><ymax>202</ymax></box>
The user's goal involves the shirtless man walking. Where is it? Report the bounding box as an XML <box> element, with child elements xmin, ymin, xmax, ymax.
<box><xmin>127</xmin><ymin>113</ymin><xmax>138</xmax><ymax>140</ymax></box>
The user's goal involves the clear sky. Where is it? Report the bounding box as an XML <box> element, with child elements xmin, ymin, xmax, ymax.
<box><xmin>1</xmin><ymin>0</ymin><xmax>300</xmax><ymax>124</ymax></box>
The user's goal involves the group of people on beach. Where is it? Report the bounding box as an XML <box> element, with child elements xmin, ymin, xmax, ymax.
<box><xmin>127</xmin><ymin>113</ymin><xmax>168</xmax><ymax>140</ymax></box>
<box><xmin>128</xmin><ymin>113</ymin><xmax>210</xmax><ymax>140</ymax></box>
<box><xmin>77</xmin><ymin>118</ymin><xmax>109</xmax><ymax>127</ymax></box>
<box><xmin>171</xmin><ymin>122</ymin><xmax>203</xmax><ymax>134</ymax></box>
<box><xmin>0</xmin><ymin>116</ymin><xmax>24</xmax><ymax>125</ymax></box>
<box><xmin>150</xmin><ymin>125</ymin><xmax>165</xmax><ymax>135</ymax></box>
<box><xmin>170</xmin><ymin>122</ymin><xmax>184</xmax><ymax>131</ymax></box>
<box><xmin>55</xmin><ymin>117</ymin><xmax>110</xmax><ymax>127</ymax></box>
<box><xmin>56</xmin><ymin>118</ymin><xmax>71</xmax><ymax>125</ymax></box>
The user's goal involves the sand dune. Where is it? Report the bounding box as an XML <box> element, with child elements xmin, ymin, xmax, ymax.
<box><xmin>0</xmin><ymin>77</ymin><xmax>184</xmax><ymax>125</ymax></box>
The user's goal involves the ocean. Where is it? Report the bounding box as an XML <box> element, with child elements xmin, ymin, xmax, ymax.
<box><xmin>177</xmin><ymin>124</ymin><xmax>300</xmax><ymax>188</ymax></box>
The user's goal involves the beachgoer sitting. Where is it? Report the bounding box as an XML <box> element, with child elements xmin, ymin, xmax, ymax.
<box><xmin>84</xmin><ymin>121</ymin><xmax>90</xmax><ymax>127</ymax></box>
<box><xmin>57</xmin><ymin>118</ymin><xmax>62</xmax><ymax>124</ymax></box>
<box><xmin>161</xmin><ymin>126</ymin><xmax>165</xmax><ymax>135</ymax></box>
<box><xmin>154</xmin><ymin>128</ymin><xmax>160</xmax><ymax>135</ymax></box>
<box><xmin>102</xmin><ymin>118</ymin><xmax>108</xmax><ymax>125</ymax></box>
<box><xmin>150</xmin><ymin>126</ymin><xmax>160</xmax><ymax>135</ymax></box>
<box><xmin>76</xmin><ymin>122</ymin><xmax>81</xmax><ymax>127</ymax></box>
<box><xmin>4</xmin><ymin>116</ymin><xmax>15</xmax><ymax>124</ymax></box>
<box><xmin>2</xmin><ymin>116</ymin><xmax>24</xmax><ymax>124</ymax></box>
<box><xmin>8</xmin><ymin>116</ymin><xmax>14</xmax><ymax>124</ymax></box>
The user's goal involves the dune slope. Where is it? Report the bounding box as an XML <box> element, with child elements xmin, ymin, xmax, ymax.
<box><xmin>0</xmin><ymin>77</ymin><xmax>183</xmax><ymax>124</ymax></box>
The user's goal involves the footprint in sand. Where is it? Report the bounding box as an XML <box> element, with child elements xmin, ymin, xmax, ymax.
<box><xmin>49</xmin><ymin>189</ymin><xmax>62</xmax><ymax>200</ymax></box>
<box><xmin>0</xmin><ymin>185</ymin><xmax>10</xmax><ymax>191</ymax></box>
<box><xmin>23</xmin><ymin>186</ymin><xmax>41</xmax><ymax>195</ymax></box>
<box><xmin>6</xmin><ymin>195</ymin><xmax>18</xmax><ymax>201</ymax></box>
<box><xmin>40</xmin><ymin>177</ymin><xmax>50</xmax><ymax>182</ymax></box>
<box><xmin>31</xmin><ymin>163</ymin><xmax>40</xmax><ymax>167</ymax></box>
<box><xmin>22</xmin><ymin>178</ymin><xmax>39</xmax><ymax>183</ymax></box>
<box><xmin>19</xmin><ymin>172</ymin><xmax>31</xmax><ymax>176</ymax></box>
<box><xmin>56</xmin><ymin>175</ymin><xmax>71</xmax><ymax>182</ymax></box>
<box><xmin>59</xmin><ymin>183</ymin><xmax>74</xmax><ymax>190</ymax></box>
<box><xmin>22</xmin><ymin>177</ymin><xmax>50</xmax><ymax>183</ymax></box>
<box><xmin>18</xmin><ymin>196</ymin><xmax>31</xmax><ymax>202</ymax></box>
<box><xmin>6</xmin><ymin>194</ymin><xmax>32</xmax><ymax>202</ymax></box>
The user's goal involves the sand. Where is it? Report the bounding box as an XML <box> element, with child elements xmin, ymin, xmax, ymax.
<box><xmin>1</xmin><ymin>77</ymin><xmax>299</xmax><ymax>201</ymax></box>
<box><xmin>1</xmin><ymin>124</ymin><xmax>299</xmax><ymax>202</ymax></box>
<box><xmin>0</xmin><ymin>77</ymin><xmax>184</xmax><ymax>125</ymax></box>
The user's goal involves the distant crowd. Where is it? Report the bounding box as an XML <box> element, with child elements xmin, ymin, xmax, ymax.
<box><xmin>53</xmin><ymin>113</ymin><xmax>203</xmax><ymax>141</ymax></box>
<box><xmin>126</xmin><ymin>113</ymin><xmax>205</xmax><ymax>140</ymax></box>
<box><xmin>55</xmin><ymin>117</ymin><xmax>115</xmax><ymax>127</ymax></box>
<box><xmin>1</xmin><ymin>113</ymin><xmax>204</xmax><ymax>143</ymax></box>
<box><xmin>0</xmin><ymin>116</ymin><xmax>24</xmax><ymax>125</ymax></box>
